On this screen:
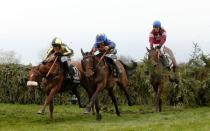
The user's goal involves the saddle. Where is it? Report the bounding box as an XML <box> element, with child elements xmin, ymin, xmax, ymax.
<box><xmin>156</xmin><ymin>46</ymin><xmax>177</xmax><ymax>69</ymax></box>
<box><xmin>104</xmin><ymin>56</ymin><xmax>119</xmax><ymax>77</ymax></box>
<box><xmin>95</xmin><ymin>53</ymin><xmax>119</xmax><ymax>77</ymax></box>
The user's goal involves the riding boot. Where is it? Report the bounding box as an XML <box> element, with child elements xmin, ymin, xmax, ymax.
<box><xmin>160</xmin><ymin>54</ymin><xmax>170</xmax><ymax>69</ymax></box>
<box><xmin>113</xmin><ymin>61</ymin><xmax>121</xmax><ymax>77</ymax></box>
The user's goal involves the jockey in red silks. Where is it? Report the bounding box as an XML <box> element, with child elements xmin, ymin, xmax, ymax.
<box><xmin>149</xmin><ymin>20</ymin><xmax>176</xmax><ymax>68</ymax></box>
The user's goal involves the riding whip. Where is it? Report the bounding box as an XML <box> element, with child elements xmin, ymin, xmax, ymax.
<box><xmin>46</xmin><ymin>56</ymin><xmax>58</xmax><ymax>77</ymax></box>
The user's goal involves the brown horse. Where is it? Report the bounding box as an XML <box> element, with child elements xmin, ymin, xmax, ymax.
<box><xmin>81</xmin><ymin>49</ymin><xmax>137</xmax><ymax>120</ymax></box>
<box><xmin>147</xmin><ymin>47</ymin><xmax>178</xmax><ymax>112</ymax></box>
<box><xmin>27</xmin><ymin>55</ymin><xmax>84</xmax><ymax>119</ymax></box>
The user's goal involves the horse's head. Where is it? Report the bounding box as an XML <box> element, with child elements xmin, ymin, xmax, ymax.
<box><xmin>27</xmin><ymin>55</ymin><xmax>61</xmax><ymax>88</ymax></box>
<box><xmin>26</xmin><ymin>64</ymin><xmax>43</xmax><ymax>97</ymax></box>
<box><xmin>81</xmin><ymin>49</ymin><xmax>95</xmax><ymax>77</ymax></box>
<box><xmin>147</xmin><ymin>47</ymin><xmax>161</xmax><ymax>67</ymax></box>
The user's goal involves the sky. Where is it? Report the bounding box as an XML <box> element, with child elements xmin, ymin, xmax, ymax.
<box><xmin>0</xmin><ymin>0</ymin><xmax>210</xmax><ymax>65</ymax></box>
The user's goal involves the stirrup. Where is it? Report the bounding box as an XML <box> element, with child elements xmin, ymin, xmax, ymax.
<box><xmin>73</xmin><ymin>79</ymin><xmax>80</xmax><ymax>83</ymax></box>
<box><xmin>66</xmin><ymin>74</ymin><xmax>71</xmax><ymax>79</ymax></box>
<box><xmin>73</xmin><ymin>76</ymin><xmax>80</xmax><ymax>83</ymax></box>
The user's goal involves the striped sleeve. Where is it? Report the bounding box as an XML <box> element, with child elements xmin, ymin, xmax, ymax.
<box><xmin>63</xmin><ymin>44</ymin><xmax>73</xmax><ymax>56</ymax></box>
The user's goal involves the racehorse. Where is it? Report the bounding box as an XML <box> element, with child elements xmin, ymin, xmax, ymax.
<box><xmin>81</xmin><ymin>49</ymin><xmax>137</xmax><ymax>120</ymax></box>
<box><xmin>27</xmin><ymin>55</ymin><xmax>84</xmax><ymax>119</ymax></box>
<box><xmin>147</xmin><ymin>47</ymin><xmax>177</xmax><ymax>112</ymax></box>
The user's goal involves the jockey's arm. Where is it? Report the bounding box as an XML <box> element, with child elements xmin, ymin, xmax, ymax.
<box><xmin>160</xmin><ymin>33</ymin><xmax>166</xmax><ymax>45</ymax></box>
<box><xmin>63</xmin><ymin>46</ymin><xmax>74</xmax><ymax>56</ymax></box>
<box><xmin>106</xmin><ymin>39</ymin><xmax>116</xmax><ymax>49</ymax></box>
<box><xmin>149</xmin><ymin>33</ymin><xmax>154</xmax><ymax>48</ymax></box>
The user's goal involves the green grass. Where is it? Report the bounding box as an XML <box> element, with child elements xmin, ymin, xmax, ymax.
<box><xmin>0</xmin><ymin>104</ymin><xmax>210</xmax><ymax>131</ymax></box>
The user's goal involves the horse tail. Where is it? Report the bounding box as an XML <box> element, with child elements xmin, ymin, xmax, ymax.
<box><xmin>119</xmin><ymin>60</ymin><xmax>137</xmax><ymax>77</ymax></box>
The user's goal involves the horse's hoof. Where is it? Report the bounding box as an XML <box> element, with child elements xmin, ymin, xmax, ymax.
<box><xmin>83</xmin><ymin>108</ymin><xmax>91</xmax><ymax>114</ymax></box>
<box><xmin>128</xmin><ymin>101</ymin><xmax>134</xmax><ymax>106</ymax></box>
<box><xmin>37</xmin><ymin>110</ymin><xmax>44</xmax><ymax>115</ymax></box>
<box><xmin>79</xmin><ymin>105</ymin><xmax>86</xmax><ymax>108</ymax></box>
<box><xmin>96</xmin><ymin>114</ymin><xmax>102</xmax><ymax>121</ymax></box>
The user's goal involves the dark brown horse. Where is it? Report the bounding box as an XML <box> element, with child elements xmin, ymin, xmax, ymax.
<box><xmin>81</xmin><ymin>49</ymin><xmax>137</xmax><ymax>120</ymax></box>
<box><xmin>147</xmin><ymin>47</ymin><xmax>177</xmax><ymax>112</ymax></box>
<box><xmin>27</xmin><ymin>55</ymin><xmax>84</xmax><ymax>119</ymax></box>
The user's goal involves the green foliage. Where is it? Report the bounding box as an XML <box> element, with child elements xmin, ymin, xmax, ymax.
<box><xmin>0</xmin><ymin>64</ymin><xmax>30</xmax><ymax>104</ymax></box>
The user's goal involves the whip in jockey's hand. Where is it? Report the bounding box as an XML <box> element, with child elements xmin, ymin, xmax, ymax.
<box><xmin>54</xmin><ymin>51</ymin><xmax>62</xmax><ymax>56</ymax></box>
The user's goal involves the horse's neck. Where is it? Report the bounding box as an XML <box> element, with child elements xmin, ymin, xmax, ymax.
<box><xmin>95</xmin><ymin>56</ymin><xmax>107</xmax><ymax>69</ymax></box>
<box><xmin>40</xmin><ymin>62</ymin><xmax>63</xmax><ymax>76</ymax></box>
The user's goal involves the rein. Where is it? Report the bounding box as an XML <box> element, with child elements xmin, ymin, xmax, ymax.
<box><xmin>95</xmin><ymin>50</ymin><xmax>108</xmax><ymax>68</ymax></box>
<box><xmin>46</xmin><ymin>56</ymin><xmax>58</xmax><ymax>77</ymax></box>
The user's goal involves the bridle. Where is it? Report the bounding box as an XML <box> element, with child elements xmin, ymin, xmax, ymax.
<box><xmin>148</xmin><ymin>48</ymin><xmax>161</xmax><ymax>67</ymax></box>
<box><xmin>81</xmin><ymin>52</ymin><xmax>107</xmax><ymax>77</ymax></box>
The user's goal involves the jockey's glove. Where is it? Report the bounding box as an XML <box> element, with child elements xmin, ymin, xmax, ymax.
<box><xmin>157</xmin><ymin>45</ymin><xmax>162</xmax><ymax>49</ymax></box>
<box><xmin>42</xmin><ymin>60</ymin><xmax>47</xmax><ymax>64</ymax></box>
<box><xmin>54</xmin><ymin>52</ymin><xmax>63</xmax><ymax>56</ymax></box>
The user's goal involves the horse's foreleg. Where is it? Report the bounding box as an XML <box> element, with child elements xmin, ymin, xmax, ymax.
<box><xmin>108</xmin><ymin>88</ymin><xmax>120</xmax><ymax>116</ymax></box>
<box><xmin>95</xmin><ymin>97</ymin><xmax>101</xmax><ymax>121</ymax></box>
<box><xmin>87</xmin><ymin>83</ymin><xmax>103</xmax><ymax>120</ymax></box>
<box><xmin>156</xmin><ymin>85</ymin><xmax>163</xmax><ymax>112</ymax></box>
<box><xmin>47</xmin><ymin>87</ymin><xmax>60</xmax><ymax>120</ymax></box>
<box><xmin>37</xmin><ymin>97</ymin><xmax>48</xmax><ymax>115</ymax></box>
<box><xmin>84</xmin><ymin>94</ymin><xmax>95</xmax><ymax>114</ymax></box>
<box><xmin>118</xmin><ymin>83</ymin><xmax>133</xmax><ymax>106</ymax></box>
<box><xmin>49</xmin><ymin>100</ymin><xmax>54</xmax><ymax>120</ymax></box>
<box><xmin>87</xmin><ymin>84</ymin><xmax>102</xmax><ymax>109</ymax></box>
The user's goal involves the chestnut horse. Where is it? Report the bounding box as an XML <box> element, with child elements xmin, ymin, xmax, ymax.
<box><xmin>81</xmin><ymin>49</ymin><xmax>137</xmax><ymax>120</ymax></box>
<box><xmin>147</xmin><ymin>47</ymin><xmax>178</xmax><ymax>112</ymax></box>
<box><xmin>27</xmin><ymin>55</ymin><xmax>84</xmax><ymax>119</ymax></box>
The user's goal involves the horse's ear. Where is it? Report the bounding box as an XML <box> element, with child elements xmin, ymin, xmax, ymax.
<box><xmin>81</xmin><ymin>48</ymin><xmax>85</xmax><ymax>56</ymax></box>
<box><xmin>146</xmin><ymin>47</ymin><xmax>150</xmax><ymax>52</ymax></box>
<box><xmin>90</xmin><ymin>50</ymin><xmax>94</xmax><ymax>55</ymax></box>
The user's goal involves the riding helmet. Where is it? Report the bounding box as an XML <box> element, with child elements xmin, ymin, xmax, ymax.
<box><xmin>153</xmin><ymin>20</ymin><xmax>161</xmax><ymax>27</ymax></box>
<box><xmin>95</xmin><ymin>33</ymin><xmax>107</xmax><ymax>44</ymax></box>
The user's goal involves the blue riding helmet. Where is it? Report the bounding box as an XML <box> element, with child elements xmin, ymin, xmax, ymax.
<box><xmin>153</xmin><ymin>20</ymin><xmax>161</xmax><ymax>27</ymax></box>
<box><xmin>95</xmin><ymin>33</ymin><xmax>107</xmax><ymax>44</ymax></box>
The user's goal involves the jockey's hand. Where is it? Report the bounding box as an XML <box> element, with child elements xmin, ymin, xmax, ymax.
<box><xmin>157</xmin><ymin>45</ymin><xmax>162</xmax><ymax>49</ymax></box>
<box><xmin>54</xmin><ymin>52</ymin><xmax>62</xmax><ymax>56</ymax></box>
<box><xmin>104</xmin><ymin>46</ymin><xmax>110</xmax><ymax>51</ymax></box>
<box><xmin>98</xmin><ymin>47</ymin><xmax>105</xmax><ymax>52</ymax></box>
<box><xmin>42</xmin><ymin>60</ymin><xmax>47</xmax><ymax>64</ymax></box>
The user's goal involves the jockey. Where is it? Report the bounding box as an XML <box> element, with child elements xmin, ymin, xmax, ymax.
<box><xmin>44</xmin><ymin>37</ymin><xmax>80</xmax><ymax>83</ymax></box>
<box><xmin>149</xmin><ymin>20</ymin><xmax>170</xmax><ymax>68</ymax></box>
<box><xmin>91</xmin><ymin>33</ymin><xmax>120</xmax><ymax>76</ymax></box>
